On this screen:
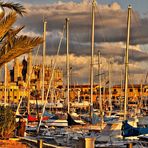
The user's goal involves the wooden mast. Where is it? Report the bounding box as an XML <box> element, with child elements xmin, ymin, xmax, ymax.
<box><xmin>98</xmin><ymin>51</ymin><xmax>103</xmax><ymax>126</ymax></box>
<box><xmin>27</xmin><ymin>52</ymin><xmax>32</xmax><ymax>114</ymax></box>
<box><xmin>90</xmin><ymin>0</ymin><xmax>96</xmax><ymax>122</ymax></box>
<box><xmin>42</xmin><ymin>20</ymin><xmax>47</xmax><ymax>103</ymax></box>
<box><xmin>66</xmin><ymin>18</ymin><xmax>70</xmax><ymax>114</ymax></box>
<box><xmin>120</xmin><ymin>69</ymin><xmax>123</xmax><ymax>111</ymax></box>
<box><xmin>124</xmin><ymin>5</ymin><xmax>131</xmax><ymax>120</ymax></box>
<box><xmin>4</xmin><ymin>63</ymin><xmax>7</xmax><ymax>106</ymax></box>
<box><xmin>108</xmin><ymin>59</ymin><xmax>112</xmax><ymax>116</ymax></box>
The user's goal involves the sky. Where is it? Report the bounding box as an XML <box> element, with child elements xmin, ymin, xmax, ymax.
<box><xmin>12</xmin><ymin>0</ymin><xmax>148</xmax><ymax>16</ymax></box>
<box><xmin>7</xmin><ymin>0</ymin><xmax>148</xmax><ymax>84</ymax></box>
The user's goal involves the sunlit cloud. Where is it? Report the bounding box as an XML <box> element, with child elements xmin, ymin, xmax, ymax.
<box><xmin>9</xmin><ymin>1</ymin><xmax>148</xmax><ymax>83</ymax></box>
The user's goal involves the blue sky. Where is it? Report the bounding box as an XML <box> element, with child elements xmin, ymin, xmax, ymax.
<box><xmin>99</xmin><ymin>0</ymin><xmax>148</xmax><ymax>16</ymax></box>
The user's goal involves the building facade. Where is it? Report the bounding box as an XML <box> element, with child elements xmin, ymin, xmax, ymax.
<box><xmin>0</xmin><ymin>54</ymin><xmax>63</xmax><ymax>104</ymax></box>
<box><xmin>69</xmin><ymin>84</ymin><xmax>148</xmax><ymax>109</ymax></box>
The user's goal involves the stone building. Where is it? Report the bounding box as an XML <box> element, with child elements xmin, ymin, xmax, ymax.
<box><xmin>69</xmin><ymin>84</ymin><xmax>148</xmax><ymax>109</ymax></box>
<box><xmin>0</xmin><ymin>53</ymin><xmax>63</xmax><ymax>103</ymax></box>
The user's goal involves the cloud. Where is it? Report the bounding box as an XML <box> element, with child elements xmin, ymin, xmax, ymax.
<box><xmin>15</xmin><ymin>2</ymin><xmax>148</xmax><ymax>50</ymax></box>
<box><xmin>28</xmin><ymin>53</ymin><xmax>147</xmax><ymax>84</ymax></box>
<box><xmin>10</xmin><ymin>1</ymin><xmax>148</xmax><ymax>84</ymax></box>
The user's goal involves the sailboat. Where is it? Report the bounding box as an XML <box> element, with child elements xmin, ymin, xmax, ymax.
<box><xmin>35</xmin><ymin>18</ymin><xmax>84</xmax><ymax>131</ymax></box>
<box><xmin>94</xmin><ymin>5</ymin><xmax>140</xmax><ymax>144</ymax></box>
<box><xmin>66</xmin><ymin>0</ymin><xmax>105</xmax><ymax>130</ymax></box>
<box><xmin>121</xmin><ymin>5</ymin><xmax>148</xmax><ymax>138</ymax></box>
<box><xmin>96</xmin><ymin>4</ymin><xmax>148</xmax><ymax>142</ymax></box>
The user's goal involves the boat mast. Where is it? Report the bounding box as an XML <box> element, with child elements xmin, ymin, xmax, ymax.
<box><xmin>98</xmin><ymin>51</ymin><xmax>103</xmax><ymax>124</ymax></box>
<box><xmin>124</xmin><ymin>5</ymin><xmax>131</xmax><ymax>120</ymax></box>
<box><xmin>120</xmin><ymin>69</ymin><xmax>123</xmax><ymax>111</ymax></box>
<box><xmin>90</xmin><ymin>0</ymin><xmax>96</xmax><ymax>121</ymax></box>
<box><xmin>27</xmin><ymin>52</ymin><xmax>32</xmax><ymax>114</ymax></box>
<box><xmin>4</xmin><ymin>63</ymin><xmax>7</xmax><ymax>106</ymax></box>
<box><xmin>66</xmin><ymin>18</ymin><xmax>70</xmax><ymax>114</ymax></box>
<box><xmin>42</xmin><ymin>20</ymin><xmax>47</xmax><ymax>103</ymax></box>
<box><xmin>108</xmin><ymin>59</ymin><xmax>112</xmax><ymax>116</ymax></box>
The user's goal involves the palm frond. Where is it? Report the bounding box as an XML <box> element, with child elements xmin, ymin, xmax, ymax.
<box><xmin>0</xmin><ymin>36</ymin><xmax>43</xmax><ymax>67</ymax></box>
<box><xmin>12</xmin><ymin>36</ymin><xmax>43</xmax><ymax>49</ymax></box>
<box><xmin>0</xmin><ymin>2</ymin><xmax>26</xmax><ymax>16</ymax></box>
<box><xmin>8</xmin><ymin>26</ymin><xmax>25</xmax><ymax>37</ymax></box>
<box><xmin>0</xmin><ymin>12</ymin><xmax>16</xmax><ymax>41</ymax></box>
<box><xmin>0</xmin><ymin>26</ymin><xmax>25</xmax><ymax>51</ymax></box>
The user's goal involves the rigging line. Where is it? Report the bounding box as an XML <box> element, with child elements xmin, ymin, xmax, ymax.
<box><xmin>130</xmin><ymin>9</ymin><xmax>139</xmax><ymax>59</ymax></box>
<box><xmin>99</xmin><ymin>0</ymin><xmax>127</xmax><ymax>71</ymax></box>
<box><xmin>131</xmin><ymin>10</ymin><xmax>148</xmax><ymax>83</ymax></box>
<box><xmin>132</xmin><ymin>11</ymin><xmax>148</xmax><ymax>63</ymax></box>
<box><xmin>128</xmin><ymin>71</ymin><xmax>144</xmax><ymax>106</ymax></box>
<box><xmin>128</xmin><ymin>74</ymin><xmax>137</xmax><ymax>95</ymax></box>
<box><xmin>144</xmin><ymin>72</ymin><xmax>148</xmax><ymax>84</ymax></box>
<box><xmin>37</xmin><ymin>24</ymin><xmax>65</xmax><ymax>133</ymax></box>
<box><xmin>16</xmin><ymin>45</ymin><xmax>41</xmax><ymax>115</ymax></box>
<box><xmin>131</xmin><ymin>10</ymin><xmax>147</xmax><ymax>53</ymax></box>
<box><xmin>87</xmin><ymin>1</ymin><xmax>93</xmax><ymax>84</ymax></box>
<box><xmin>96</xmin><ymin>5</ymin><xmax>106</xmax><ymax>43</ymax></box>
<box><xmin>96</xmin><ymin>0</ymin><xmax>123</xmax><ymax>44</ymax></box>
<box><xmin>131</xmin><ymin>9</ymin><xmax>142</xmax><ymax>45</ymax></box>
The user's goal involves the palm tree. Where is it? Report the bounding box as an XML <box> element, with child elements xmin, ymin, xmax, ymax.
<box><xmin>0</xmin><ymin>1</ymin><xmax>43</xmax><ymax>139</ymax></box>
<box><xmin>0</xmin><ymin>1</ymin><xmax>25</xmax><ymax>16</ymax></box>
<box><xmin>0</xmin><ymin>1</ymin><xmax>43</xmax><ymax>67</ymax></box>
<box><xmin>0</xmin><ymin>2</ymin><xmax>26</xmax><ymax>40</ymax></box>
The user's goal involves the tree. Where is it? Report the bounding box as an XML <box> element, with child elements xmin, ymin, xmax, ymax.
<box><xmin>0</xmin><ymin>1</ymin><xmax>43</xmax><ymax>66</ymax></box>
<box><xmin>0</xmin><ymin>1</ymin><xmax>43</xmax><ymax>138</ymax></box>
<box><xmin>0</xmin><ymin>105</ymin><xmax>15</xmax><ymax>139</ymax></box>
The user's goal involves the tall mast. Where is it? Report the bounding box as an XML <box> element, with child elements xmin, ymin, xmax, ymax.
<box><xmin>27</xmin><ymin>52</ymin><xmax>32</xmax><ymax>114</ymax></box>
<box><xmin>66</xmin><ymin>18</ymin><xmax>70</xmax><ymax>114</ymax></box>
<box><xmin>98</xmin><ymin>51</ymin><xmax>103</xmax><ymax>124</ymax></box>
<box><xmin>90</xmin><ymin>0</ymin><xmax>96</xmax><ymax>121</ymax></box>
<box><xmin>140</xmin><ymin>80</ymin><xmax>143</xmax><ymax>111</ymax></box>
<box><xmin>42</xmin><ymin>20</ymin><xmax>47</xmax><ymax>103</ymax></box>
<box><xmin>4</xmin><ymin>63</ymin><xmax>7</xmax><ymax>106</ymax></box>
<box><xmin>124</xmin><ymin>5</ymin><xmax>131</xmax><ymax>120</ymax></box>
<box><xmin>120</xmin><ymin>69</ymin><xmax>123</xmax><ymax>111</ymax></box>
<box><xmin>108</xmin><ymin>59</ymin><xmax>112</xmax><ymax>116</ymax></box>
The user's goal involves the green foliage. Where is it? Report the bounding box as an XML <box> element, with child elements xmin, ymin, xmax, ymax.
<box><xmin>0</xmin><ymin>106</ymin><xmax>16</xmax><ymax>139</ymax></box>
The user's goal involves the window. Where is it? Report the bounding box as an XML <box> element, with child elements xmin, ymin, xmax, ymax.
<box><xmin>93</xmin><ymin>91</ymin><xmax>96</xmax><ymax>95</ymax></box>
<box><xmin>80</xmin><ymin>96</ymin><xmax>84</xmax><ymax>100</ymax></box>
<box><xmin>113</xmin><ymin>89</ymin><xmax>118</xmax><ymax>94</ymax></box>
<box><xmin>129</xmin><ymin>89</ymin><xmax>133</xmax><ymax>92</ymax></box>
<box><xmin>85</xmin><ymin>96</ymin><xmax>89</xmax><ymax>100</ymax></box>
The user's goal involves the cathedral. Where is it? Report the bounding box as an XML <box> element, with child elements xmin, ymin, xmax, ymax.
<box><xmin>0</xmin><ymin>53</ymin><xmax>63</xmax><ymax>104</ymax></box>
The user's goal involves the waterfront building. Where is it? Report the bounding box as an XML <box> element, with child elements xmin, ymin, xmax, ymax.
<box><xmin>69</xmin><ymin>84</ymin><xmax>148</xmax><ymax>108</ymax></box>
